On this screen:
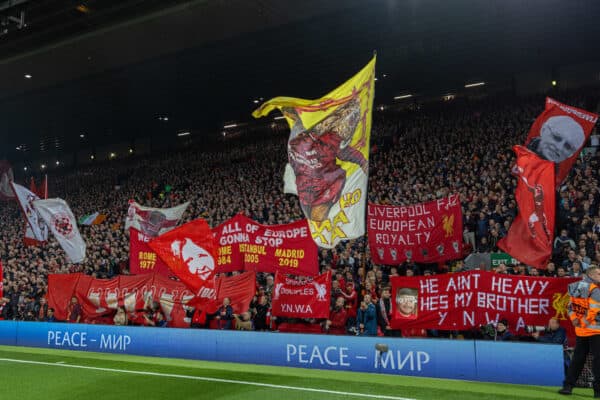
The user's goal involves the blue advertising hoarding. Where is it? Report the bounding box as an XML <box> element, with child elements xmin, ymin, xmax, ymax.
<box><xmin>0</xmin><ymin>321</ymin><xmax>563</xmax><ymax>386</ymax></box>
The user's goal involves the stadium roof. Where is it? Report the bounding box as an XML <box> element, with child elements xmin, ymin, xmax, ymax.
<box><xmin>1</xmin><ymin>0</ymin><xmax>599</xmax><ymax>161</ymax></box>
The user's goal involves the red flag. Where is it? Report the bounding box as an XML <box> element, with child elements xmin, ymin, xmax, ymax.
<box><xmin>129</xmin><ymin>228</ymin><xmax>173</xmax><ymax>278</ymax></box>
<box><xmin>271</xmin><ymin>271</ymin><xmax>331</xmax><ymax>319</ymax></box>
<box><xmin>525</xmin><ymin>97</ymin><xmax>598</xmax><ymax>184</ymax></box>
<box><xmin>498</xmin><ymin>146</ymin><xmax>555</xmax><ymax>269</ymax></box>
<box><xmin>148</xmin><ymin>218</ymin><xmax>217</xmax><ymax>295</ymax></box>
<box><xmin>47</xmin><ymin>273</ymin><xmax>80</xmax><ymax>321</ymax></box>
<box><xmin>215</xmin><ymin>271</ymin><xmax>256</xmax><ymax>314</ymax></box>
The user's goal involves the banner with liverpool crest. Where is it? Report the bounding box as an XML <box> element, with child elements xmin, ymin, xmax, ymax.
<box><xmin>368</xmin><ymin>195</ymin><xmax>463</xmax><ymax>264</ymax></box>
<box><xmin>390</xmin><ymin>271</ymin><xmax>576</xmax><ymax>337</ymax></box>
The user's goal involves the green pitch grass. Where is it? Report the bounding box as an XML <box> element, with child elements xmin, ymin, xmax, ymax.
<box><xmin>0</xmin><ymin>345</ymin><xmax>587</xmax><ymax>400</ymax></box>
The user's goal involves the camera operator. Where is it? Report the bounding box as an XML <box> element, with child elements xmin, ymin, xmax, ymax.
<box><xmin>532</xmin><ymin>317</ymin><xmax>566</xmax><ymax>345</ymax></box>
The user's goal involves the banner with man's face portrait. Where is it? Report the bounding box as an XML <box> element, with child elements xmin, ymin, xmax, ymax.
<box><xmin>390</xmin><ymin>271</ymin><xmax>577</xmax><ymax>334</ymax></box>
<box><xmin>525</xmin><ymin>97</ymin><xmax>598</xmax><ymax>184</ymax></box>
<box><xmin>148</xmin><ymin>218</ymin><xmax>217</xmax><ymax>298</ymax></box>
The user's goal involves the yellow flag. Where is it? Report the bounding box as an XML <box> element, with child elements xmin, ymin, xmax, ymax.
<box><xmin>253</xmin><ymin>57</ymin><xmax>376</xmax><ymax>248</ymax></box>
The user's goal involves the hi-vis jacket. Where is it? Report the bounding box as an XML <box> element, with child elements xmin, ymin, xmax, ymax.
<box><xmin>568</xmin><ymin>276</ymin><xmax>600</xmax><ymax>337</ymax></box>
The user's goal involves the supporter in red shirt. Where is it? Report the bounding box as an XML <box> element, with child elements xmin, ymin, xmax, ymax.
<box><xmin>326</xmin><ymin>297</ymin><xmax>347</xmax><ymax>335</ymax></box>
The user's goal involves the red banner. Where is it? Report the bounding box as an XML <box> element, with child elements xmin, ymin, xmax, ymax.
<box><xmin>149</xmin><ymin>218</ymin><xmax>217</xmax><ymax>296</ymax></box>
<box><xmin>129</xmin><ymin>228</ymin><xmax>173</xmax><ymax>278</ymax></box>
<box><xmin>498</xmin><ymin>146</ymin><xmax>555</xmax><ymax>269</ymax></box>
<box><xmin>215</xmin><ymin>272</ymin><xmax>256</xmax><ymax>314</ymax></box>
<box><xmin>47</xmin><ymin>273</ymin><xmax>194</xmax><ymax>328</ymax></box>
<box><xmin>271</xmin><ymin>271</ymin><xmax>331</xmax><ymax>319</ymax></box>
<box><xmin>367</xmin><ymin>195</ymin><xmax>463</xmax><ymax>264</ymax></box>
<box><xmin>390</xmin><ymin>271</ymin><xmax>577</xmax><ymax>333</ymax></box>
<box><xmin>525</xmin><ymin>97</ymin><xmax>598</xmax><ymax>184</ymax></box>
<box><xmin>213</xmin><ymin>214</ymin><xmax>319</xmax><ymax>276</ymax></box>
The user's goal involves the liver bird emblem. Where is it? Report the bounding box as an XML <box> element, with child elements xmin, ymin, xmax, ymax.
<box><xmin>552</xmin><ymin>292</ymin><xmax>570</xmax><ymax>320</ymax></box>
<box><xmin>442</xmin><ymin>215</ymin><xmax>454</xmax><ymax>238</ymax></box>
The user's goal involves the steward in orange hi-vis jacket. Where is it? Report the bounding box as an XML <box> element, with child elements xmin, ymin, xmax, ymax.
<box><xmin>560</xmin><ymin>266</ymin><xmax>600</xmax><ymax>397</ymax></box>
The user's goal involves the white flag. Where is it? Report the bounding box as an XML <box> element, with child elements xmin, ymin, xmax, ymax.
<box><xmin>33</xmin><ymin>198</ymin><xmax>86</xmax><ymax>263</ymax></box>
<box><xmin>125</xmin><ymin>201</ymin><xmax>189</xmax><ymax>238</ymax></box>
<box><xmin>11</xmin><ymin>183</ymin><xmax>48</xmax><ymax>242</ymax></box>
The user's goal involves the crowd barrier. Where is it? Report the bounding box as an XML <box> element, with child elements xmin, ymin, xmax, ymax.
<box><xmin>0</xmin><ymin>321</ymin><xmax>563</xmax><ymax>386</ymax></box>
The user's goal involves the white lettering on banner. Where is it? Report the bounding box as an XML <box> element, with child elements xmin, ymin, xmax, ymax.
<box><xmin>445</xmin><ymin>274</ymin><xmax>481</xmax><ymax>292</ymax></box>
<box><xmin>374</xmin><ymin>350</ymin><xmax>430</xmax><ymax>372</ymax></box>
<box><xmin>219</xmin><ymin>233</ymin><xmax>250</xmax><ymax>246</ymax></box>
<box><xmin>547</xmin><ymin>98</ymin><xmax>598</xmax><ymax>123</ymax></box>
<box><xmin>221</xmin><ymin>222</ymin><xmax>242</xmax><ymax>234</ymax></box>
<box><xmin>435</xmin><ymin>196</ymin><xmax>458</xmax><ymax>211</ymax></box>
<box><xmin>463</xmin><ymin>311</ymin><xmax>475</xmax><ymax>326</ymax></box>
<box><xmin>47</xmin><ymin>331</ymin><xmax>87</xmax><ymax>348</ymax></box>
<box><xmin>369</xmin><ymin>218</ymin><xmax>435</xmax><ymax>233</ymax></box>
<box><xmin>420</xmin><ymin>278</ymin><xmax>439</xmax><ymax>294</ymax></box>
<box><xmin>368</xmin><ymin>207</ymin><xmax>400</xmax><ymax>218</ymax></box>
<box><xmin>454</xmin><ymin>292</ymin><xmax>473</xmax><ymax>307</ymax></box>
<box><xmin>476</xmin><ymin>292</ymin><xmax>549</xmax><ymax>315</ymax></box>
<box><xmin>420</xmin><ymin>295</ymin><xmax>449</xmax><ymax>311</ymax></box>
<box><xmin>484</xmin><ymin>312</ymin><xmax>500</xmax><ymax>325</ymax></box>
<box><xmin>374</xmin><ymin>232</ymin><xmax>431</xmax><ymax>245</ymax></box>
<box><xmin>280</xmin><ymin>287</ymin><xmax>314</xmax><ymax>296</ymax></box>
<box><xmin>438</xmin><ymin>312</ymin><xmax>448</xmax><ymax>325</ymax></box>
<box><xmin>99</xmin><ymin>334</ymin><xmax>131</xmax><ymax>351</ymax></box>
<box><xmin>281</xmin><ymin>303</ymin><xmax>313</xmax><ymax>314</ymax></box>
<box><xmin>245</xmin><ymin>223</ymin><xmax>259</xmax><ymax>234</ymax></box>
<box><xmin>369</xmin><ymin>205</ymin><xmax>431</xmax><ymax>218</ymax></box>
<box><xmin>264</xmin><ymin>227</ymin><xmax>309</xmax><ymax>239</ymax></box>
<box><xmin>490</xmin><ymin>277</ymin><xmax>549</xmax><ymax>296</ymax></box>
<box><xmin>254</xmin><ymin>236</ymin><xmax>283</xmax><ymax>247</ymax></box>
<box><xmin>197</xmin><ymin>287</ymin><xmax>216</xmax><ymax>298</ymax></box>
<box><xmin>285</xmin><ymin>277</ymin><xmax>314</xmax><ymax>285</ymax></box>
<box><xmin>286</xmin><ymin>345</ymin><xmax>350</xmax><ymax>367</ymax></box>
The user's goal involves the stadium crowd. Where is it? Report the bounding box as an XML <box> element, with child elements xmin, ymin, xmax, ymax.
<box><xmin>1</xmin><ymin>86</ymin><xmax>599</xmax><ymax>338</ymax></box>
